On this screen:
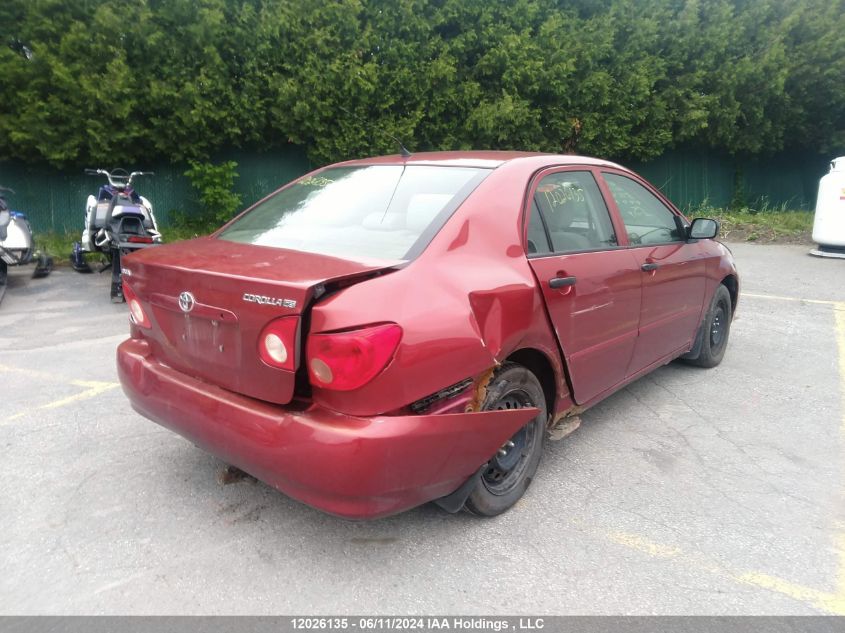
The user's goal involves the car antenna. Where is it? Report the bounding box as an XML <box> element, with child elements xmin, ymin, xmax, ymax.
<box><xmin>338</xmin><ymin>106</ymin><xmax>411</xmax><ymax>157</ymax></box>
<box><xmin>387</xmin><ymin>132</ymin><xmax>412</xmax><ymax>158</ymax></box>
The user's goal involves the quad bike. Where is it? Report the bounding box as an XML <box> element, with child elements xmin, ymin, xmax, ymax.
<box><xmin>0</xmin><ymin>185</ymin><xmax>52</xmax><ymax>304</ymax></box>
<box><xmin>72</xmin><ymin>168</ymin><xmax>161</xmax><ymax>302</ymax></box>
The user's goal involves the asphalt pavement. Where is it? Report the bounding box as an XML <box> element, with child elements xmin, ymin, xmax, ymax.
<box><xmin>1</xmin><ymin>242</ymin><xmax>843</xmax><ymax>615</ymax></box>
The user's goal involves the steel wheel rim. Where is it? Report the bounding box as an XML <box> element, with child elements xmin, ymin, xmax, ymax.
<box><xmin>710</xmin><ymin>302</ymin><xmax>727</xmax><ymax>348</ymax></box>
<box><xmin>482</xmin><ymin>389</ymin><xmax>536</xmax><ymax>496</ymax></box>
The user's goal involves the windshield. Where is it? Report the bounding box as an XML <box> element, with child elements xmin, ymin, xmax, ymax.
<box><xmin>217</xmin><ymin>165</ymin><xmax>490</xmax><ymax>261</ymax></box>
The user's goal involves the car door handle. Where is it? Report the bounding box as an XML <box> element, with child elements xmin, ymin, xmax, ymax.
<box><xmin>641</xmin><ymin>262</ymin><xmax>659</xmax><ymax>272</ymax></box>
<box><xmin>549</xmin><ymin>276</ymin><xmax>577</xmax><ymax>288</ymax></box>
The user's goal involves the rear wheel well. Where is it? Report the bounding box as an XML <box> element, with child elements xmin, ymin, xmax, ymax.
<box><xmin>721</xmin><ymin>275</ymin><xmax>738</xmax><ymax>315</ymax></box>
<box><xmin>505</xmin><ymin>348</ymin><xmax>556</xmax><ymax>416</ymax></box>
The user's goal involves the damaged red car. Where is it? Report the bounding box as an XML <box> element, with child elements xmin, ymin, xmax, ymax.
<box><xmin>117</xmin><ymin>152</ymin><xmax>739</xmax><ymax>519</ymax></box>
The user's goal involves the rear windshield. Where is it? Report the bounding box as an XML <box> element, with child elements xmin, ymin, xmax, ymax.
<box><xmin>217</xmin><ymin>165</ymin><xmax>489</xmax><ymax>261</ymax></box>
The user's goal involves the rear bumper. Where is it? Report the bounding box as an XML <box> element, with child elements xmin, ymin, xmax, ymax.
<box><xmin>117</xmin><ymin>338</ymin><xmax>537</xmax><ymax>519</ymax></box>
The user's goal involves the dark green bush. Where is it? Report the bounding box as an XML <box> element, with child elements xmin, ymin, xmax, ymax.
<box><xmin>182</xmin><ymin>160</ymin><xmax>242</xmax><ymax>228</ymax></box>
<box><xmin>1</xmin><ymin>1</ymin><xmax>843</xmax><ymax>167</ymax></box>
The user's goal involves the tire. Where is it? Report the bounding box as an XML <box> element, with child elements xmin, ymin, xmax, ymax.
<box><xmin>464</xmin><ymin>363</ymin><xmax>547</xmax><ymax>517</ymax></box>
<box><xmin>684</xmin><ymin>284</ymin><xmax>732</xmax><ymax>368</ymax></box>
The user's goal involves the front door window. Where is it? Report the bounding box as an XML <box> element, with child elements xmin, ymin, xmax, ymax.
<box><xmin>603</xmin><ymin>173</ymin><xmax>685</xmax><ymax>245</ymax></box>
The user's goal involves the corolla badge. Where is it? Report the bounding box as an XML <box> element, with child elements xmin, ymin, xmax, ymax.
<box><xmin>178</xmin><ymin>291</ymin><xmax>195</xmax><ymax>313</ymax></box>
<box><xmin>242</xmin><ymin>293</ymin><xmax>297</xmax><ymax>308</ymax></box>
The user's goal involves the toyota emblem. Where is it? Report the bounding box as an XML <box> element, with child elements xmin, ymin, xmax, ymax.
<box><xmin>178</xmin><ymin>291</ymin><xmax>195</xmax><ymax>313</ymax></box>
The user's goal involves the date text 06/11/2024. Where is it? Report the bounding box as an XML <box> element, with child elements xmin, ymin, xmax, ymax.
<box><xmin>290</xmin><ymin>617</ymin><xmax>546</xmax><ymax>631</ymax></box>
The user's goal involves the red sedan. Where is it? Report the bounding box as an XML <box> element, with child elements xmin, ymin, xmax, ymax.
<box><xmin>117</xmin><ymin>152</ymin><xmax>738</xmax><ymax>519</ymax></box>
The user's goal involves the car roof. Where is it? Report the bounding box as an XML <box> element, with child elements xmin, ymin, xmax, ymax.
<box><xmin>333</xmin><ymin>151</ymin><xmax>625</xmax><ymax>170</ymax></box>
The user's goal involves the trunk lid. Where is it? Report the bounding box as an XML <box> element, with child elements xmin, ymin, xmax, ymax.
<box><xmin>122</xmin><ymin>237</ymin><xmax>401</xmax><ymax>404</ymax></box>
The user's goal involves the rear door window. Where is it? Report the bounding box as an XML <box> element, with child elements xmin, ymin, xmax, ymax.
<box><xmin>218</xmin><ymin>165</ymin><xmax>489</xmax><ymax>261</ymax></box>
<box><xmin>531</xmin><ymin>171</ymin><xmax>617</xmax><ymax>254</ymax></box>
<box><xmin>526</xmin><ymin>201</ymin><xmax>552</xmax><ymax>255</ymax></box>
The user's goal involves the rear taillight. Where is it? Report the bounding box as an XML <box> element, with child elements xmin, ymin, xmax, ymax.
<box><xmin>127</xmin><ymin>236</ymin><xmax>154</xmax><ymax>243</ymax></box>
<box><xmin>306</xmin><ymin>323</ymin><xmax>402</xmax><ymax>391</ymax></box>
<box><xmin>258</xmin><ymin>316</ymin><xmax>299</xmax><ymax>371</ymax></box>
<box><xmin>123</xmin><ymin>283</ymin><xmax>151</xmax><ymax>328</ymax></box>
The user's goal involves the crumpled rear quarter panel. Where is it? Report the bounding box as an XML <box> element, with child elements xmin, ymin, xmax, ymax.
<box><xmin>309</xmin><ymin>159</ymin><xmax>569</xmax><ymax>418</ymax></box>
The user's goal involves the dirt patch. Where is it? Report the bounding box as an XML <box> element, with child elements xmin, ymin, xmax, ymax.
<box><xmin>719</xmin><ymin>227</ymin><xmax>813</xmax><ymax>245</ymax></box>
<box><xmin>713</xmin><ymin>211</ymin><xmax>815</xmax><ymax>245</ymax></box>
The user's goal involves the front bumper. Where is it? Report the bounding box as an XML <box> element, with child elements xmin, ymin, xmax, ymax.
<box><xmin>117</xmin><ymin>338</ymin><xmax>537</xmax><ymax>519</ymax></box>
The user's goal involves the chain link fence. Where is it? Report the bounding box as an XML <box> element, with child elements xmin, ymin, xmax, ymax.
<box><xmin>0</xmin><ymin>146</ymin><xmax>828</xmax><ymax>235</ymax></box>
<box><xmin>0</xmin><ymin>147</ymin><xmax>310</xmax><ymax>234</ymax></box>
<box><xmin>629</xmin><ymin>149</ymin><xmax>828</xmax><ymax>213</ymax></box>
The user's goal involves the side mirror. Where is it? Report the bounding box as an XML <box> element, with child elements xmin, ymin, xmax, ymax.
<box><xmin>688</xmin><ymin>217</ymin><xmax>719</xmax><ymax>240</ymax></box>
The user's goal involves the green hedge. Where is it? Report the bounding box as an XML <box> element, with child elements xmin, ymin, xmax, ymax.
<box><xmin>1</xmin><ymin>0</ymin><xmax>843</xmax><ymax>168</ymax></box>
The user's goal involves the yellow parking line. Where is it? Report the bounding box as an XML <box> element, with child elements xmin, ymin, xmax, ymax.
<box><xmin>38</xmin><ymin>380</ymin><xmax>120</xmax><ymax>410</ymax></box>
<box><xmin>835</xmin><ymin>302</ymin><xmax>845</xmax><ymax>437</ymax></box>
<box><xmin>604</xmin><ymin>528</ymin><xmax>845</xmax><ymax>614</ymax></box>
<box><xmin>603</xmin><ymin>299</ymin><xmax>845</xmax><ymax>614</ymax></box>
<box><xmin>2</xmin><ymin>377</ymin><xmax>120</xmax><ymax>424</ymax></box>
<box><xmin>834</xmin><ymin>303</ymin><xmax>845</xmax><ymax>604</ymax></box>
<box><xmin>741</xmin><ymin>294</ymin><xmax>845</xmax><ymax>606</ymax></box>
<box><xmin>837</xmin><ymin>530</ymin><xmax>845</xmax><ymax>604</ymax></box>
<box><xmin>738</xmin><ymin>298</ymin><xmax>845</xmax><ymax>612</ymax></box>
<box><xmin>737</xmin><ymin>571</ymin><xmax>845</xmax><ymax>614</ymax></box>
<box><xmin>606</xmin><ymin>531</ymin><xmax>681</xmax><ymax>558</ymax></box>
<box><xmin>742</xmin><ymin>292</ymin><xmax>839</xmax><ymax>306</ymax></box>
<box><xmin>0</xmin><ymin>362</ymin><xmax>55</xmax><ymax>380</ymax></box>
